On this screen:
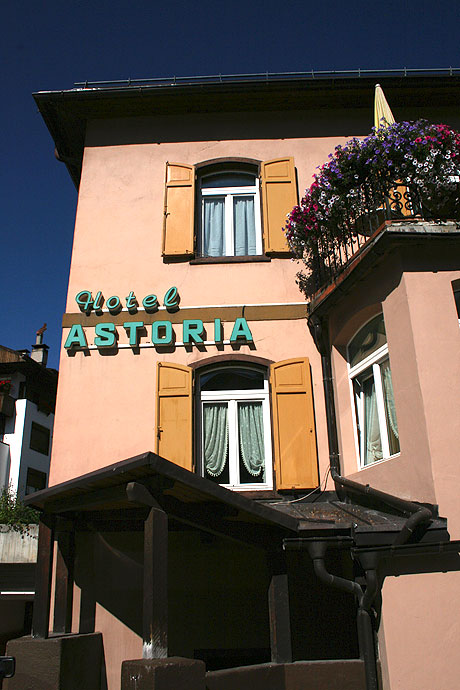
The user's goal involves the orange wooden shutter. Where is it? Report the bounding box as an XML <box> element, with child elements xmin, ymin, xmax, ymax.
<box><xmin>261</xmin><ymin>157</ymin><xmax>297</xmax><ymax>254</ymax></box>
<box><xmin>163</xmin><ymin>163</ymin><xmax>195</xmax><ymax>257</ymax></box>
<box><xmin>156</xmin><ymin>362</ymin><xmax>193</xmax><ymax>471</ymax></box>
<box><xmin>270</xmin><ymin>358</ymin><xmax>318</xmax><ymax>490</ymax></box>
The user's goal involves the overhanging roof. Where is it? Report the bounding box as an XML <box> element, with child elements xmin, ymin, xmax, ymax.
<box><xmin>33</xmin><ymin>71</ymin><xmax>460</xmax><ymax>188</ymax></box>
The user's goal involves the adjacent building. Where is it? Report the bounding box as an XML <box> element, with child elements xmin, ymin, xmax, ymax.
<box><xmin>0</xmin><ymin>336</ymin><xmax>56</xmax><ymax>499</ymax></box>
<box><xmin>9</xmin><ymin>71</ymin><xmax>460</xmax><ymax>690</ymax></box>
<box><xmin>0</xmin><ymin>336</ymin><xmax>56</xmax><ymax>657</ymax></box>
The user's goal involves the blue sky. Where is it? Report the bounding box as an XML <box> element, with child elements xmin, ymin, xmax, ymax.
<box><xmin>2</xmin><ymin>0</ymin><xmax>460</xmax><ymax>369</ymax></box>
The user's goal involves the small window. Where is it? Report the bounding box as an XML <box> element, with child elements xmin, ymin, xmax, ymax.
<box><xmin>25</xmin><ymin>467</ymin><xmax>47</xmax><ymax>495</ymax></box>
<box><xmin>198</xmin><ymin>167</ymin><xmax>262</xmax><ymax>257</ymax></box>
<box><xmin>453</xmin><ymin>287</ymin><xmax>460</xmax><ymax>324</ymax></box>
<box><xmin>348</xmin><ymin>314</ymin><xmax>400</xmax><ymax>467</ymax></box>
<box><xmin>29</xmin><ymin>422</ymin><xmax>50</xmax><ymax>455</ymax></box>
<box><xmin>198</xmin><ymin>366</ymin><xmax>272</xmax><ymax>489</ymax></box>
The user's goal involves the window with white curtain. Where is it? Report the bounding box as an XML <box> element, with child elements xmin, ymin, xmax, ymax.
<box><xmin>348</xmin><ymin>314</ymin><xmax>400</xmax><ymax>468</ymax></box>
<box><xmin>199</xmin><ymin>170</ymin><xmax>262</xmax><ymax>257</ymax></box>
<box><xmin>199</xmin><ymin>366</ymin><xmax>272</xmax><ymax>489</ymax></box>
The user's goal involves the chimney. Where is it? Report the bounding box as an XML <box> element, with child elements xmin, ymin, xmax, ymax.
<box><xmin>31</xmin><ymin>324</ymin><xmax>49</xmax><ymax>367</ymax></box>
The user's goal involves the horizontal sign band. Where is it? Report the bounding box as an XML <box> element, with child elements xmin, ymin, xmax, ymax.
<box><xmin>62</xmin><ymin>303</ymin><xmax>307</xmax><ymax>327</ymax></box>
<box><xmin>81</xmin><ymin>340</ymin><xmax>233</xmax><ymax>350</ymax></box>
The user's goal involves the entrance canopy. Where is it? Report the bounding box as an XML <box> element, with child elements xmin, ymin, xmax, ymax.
<box><xmin>25</xmin><ymin>452</ymin><xmax>301</xmax><ymax>652</ymax></box>
<box><xmin>26</xmin><ymin>451</ymin><xmax>299</xmax><ymax>547</ymax></box>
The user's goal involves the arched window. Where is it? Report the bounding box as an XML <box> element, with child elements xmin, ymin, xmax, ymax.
<box><xmin>348</xmin><ymin>314</ymin><xmax>400</xmax><ymax>467</ymax></box>
<box><xmin>198</xmin><ymin>365</ymin><xmax>272</xmax><ymax>489</ymax></box>
<box><xmin>198</xmin><ymin>165</ymin><xmax>262</xmax><ymax>257</ymax></box>
<box><xmin>156</xmin><ymin>357</ymin><xmax>318</xmax><ymax>491</ymax></box>
<box><xmin>162</xmin><ymin>158</ymin><xmax>297</xmax><ymax>258</ymax></box>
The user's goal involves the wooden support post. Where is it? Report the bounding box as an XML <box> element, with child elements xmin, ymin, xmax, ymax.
<box><xmin>53</xmin><ymin>525</ymin><xmax>75</xmax><ymax>634</ymax></box>
<box><xmin>143</xmin><ymin>505</ymin><xmax>168</xmax><ymax>659</ymax></box>
<box><xmin>267</xmin><ymin>550</ymin><xmax>292</xmax><ymax>663</ymax></box>
<box><xmin>32</xmin><ymin>514</ymin><xmax>55</xmax><ymax>639</ymax></box>
<box><xmin>79</xmin><ymin>532</ymin><xmax>96</xmax><ymax>634</ymax></box>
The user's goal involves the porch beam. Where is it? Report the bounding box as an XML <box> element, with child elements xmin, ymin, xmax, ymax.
<box><xmin>143</xmin><ymin>505</ymin><xmax>168</xmax><ymax>659</ymax></box>
<box><xmin>267</xmin><ymin>550</ymin><xmax>292</xmax><ymax>663</ymax></box>
<box><xmin>32</xmin><ymin>513</ymin><xmax>55</xmax><ymax>639</ymax></box>
<box><xmin>128</xmin><ymin>484</ymin><xmax>169</xmax><ymax>659</ymax></box>
<box><xmin>53</xmin><ymin>525</ymin><xmax>75</xmax><ymax>634</ymax></box>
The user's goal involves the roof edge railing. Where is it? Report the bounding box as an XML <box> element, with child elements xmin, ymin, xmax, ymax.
<box><xmin>73</xmin><ymin>67</ymin><xmax>460</xmax><ymax>90</ymax></box>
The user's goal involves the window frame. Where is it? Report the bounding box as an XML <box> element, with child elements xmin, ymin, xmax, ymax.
<box><xmin>198</xmin><ymin>365</ymin><xmax>273</xmax><ymax>490</ymax></box>
<box><xmin>25</xmin><ymin>467</ymin><xmax>47</xmax><ymax>495</ymax></box>
<box><xmin>29</xmin><ymin>421</ymin><xmax>51</xmax><ymax>456</ymax></box>
<box><xmin>453</xmin><ymin>286</ymin><xmax>460</xmax><ymax>325</ymax></box>
<box><xmin>197</xmin><ymin>164</ymin><xmax>263</xmax><ymax>259</ymax></box>
<box><xmin>347</xmin><ymin>317</ymin><xmax>400</xmax><ymax>469</ymax></box>
<box><xmin>163</xmin><ymin>157</ymin><xmax>296</xmax><ymax>260</ymax></box>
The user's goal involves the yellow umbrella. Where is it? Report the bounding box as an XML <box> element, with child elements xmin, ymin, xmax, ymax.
<box><xmin>373</xmin><ymin>84</ymin><xmax>411</xmax><ymax>216</ymax></box>
<box><xmin>374</xmin><ymin>83</ymin><xmax>395</xmax><ymax>130</ymax></box>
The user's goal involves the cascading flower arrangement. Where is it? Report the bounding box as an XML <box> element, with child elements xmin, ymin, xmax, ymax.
<box><xmin>285</xmin><ymin>120</ymin><xmax>460</xmax><ymax>269</ymax></box>
<box><xmin>0</xmin><ymin>380</ymin><xmax>12</xmax><ymax>394</ymax></box>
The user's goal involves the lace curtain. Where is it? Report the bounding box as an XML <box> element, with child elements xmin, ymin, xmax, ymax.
<box><xmin>203</xmin><ymin>403</ymin><xmax>228</xmax><ymax>477</ymax></box>
<box><xmin>238</xmin><ymin>402</ymin><xmax>265</xmax><ymax>477</ymax></box>
<box><xmin>363</xmin><ymin>377</ymin><xmax>383</xmax><ymax>465</ymax></box>
<box><xmin>381</xmin><ymin>360</ymin><xmax>400</xmax><ymax>455</ymax></box>
<box><xmin>203</xmin><ymin>401</ymin><xmax>265</xmax><ymax>480</ymax></box>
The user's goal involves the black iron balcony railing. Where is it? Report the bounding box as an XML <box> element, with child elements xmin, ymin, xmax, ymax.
<box><xmin>308</xmin><ymin>178</ymin><xmax>460</xmax><ymax>293</ymax></box>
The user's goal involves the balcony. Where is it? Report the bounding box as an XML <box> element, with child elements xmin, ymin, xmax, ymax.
<box><xmin>286</xmin><ymin>120</ymin><xmax>460</xmax><ymax>298</ymax></box>
<box><xmin>306</xmin><ymin>180</ymin><xmax>460</xmax><ymax>295</ymax></box>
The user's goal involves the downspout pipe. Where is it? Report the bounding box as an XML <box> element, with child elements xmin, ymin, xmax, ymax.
<box><xmin>306</xmin><ymin>540</ymin><xmax>379</xmax><ymax>690</ymax></box>
<box><xmin>308</xmin><ymin>314</ymin><xmax>433</xmax><ymax>545</ymax></box>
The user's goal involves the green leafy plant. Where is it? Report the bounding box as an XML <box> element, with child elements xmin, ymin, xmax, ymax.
<box><xmin>0</xmin><ymin>486</ymin><xmax>39</xmax><ymax>533</ymax></box>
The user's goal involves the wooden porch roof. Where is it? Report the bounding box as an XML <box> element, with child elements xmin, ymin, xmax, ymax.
<box><xmin>25</xmin><ymin>452</ymin><xmax>299</xmax><ymax>548</ymax></box>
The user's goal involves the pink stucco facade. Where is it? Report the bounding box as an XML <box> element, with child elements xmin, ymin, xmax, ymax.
<box><xmin>35</xmin><ymin>79</ymin><xmax>460</xmax><ymax>690</ymax></box>
<box><xmin>325</xmin><ymin>243</ymin><xmax>460</xmax><ymax>690</ymax></box>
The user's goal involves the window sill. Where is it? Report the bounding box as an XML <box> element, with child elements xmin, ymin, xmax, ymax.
<box><xmin>190</xmin><ymin>255</ymin><xmax>271</xmax><ymax>265</ymax></box>
<box><xmin>221</xmin><ymin>484</ymin><xmax>273</xmax><ymax>492</ymax></box>
<box><xmin>358</xmin><ymin>452</ymin><xmax>401</xmax><ymax>471</ymax></box>
<box><xmin>233</xmin><ymin>490</ymin><xmax>283</xmax><ymax>500</ymax></box>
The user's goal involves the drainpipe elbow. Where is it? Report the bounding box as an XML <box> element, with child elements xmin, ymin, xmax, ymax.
<box><xmin>360</xmin><ymin>569</ymin><xmax>379</xmax><ymax>612</ymax></box>
<box><xmin>393</xmin><ymin>505</ymin><xmax>433</xmax><ymax>545</ymax></box>
<box><xmin>308</xmin><ymin>542</ymin><xmax>362</xmax><ymax>599</ymax></box>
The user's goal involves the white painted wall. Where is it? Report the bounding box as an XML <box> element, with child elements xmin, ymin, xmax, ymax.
<box><xmin>1</xmin><ymin>372</ymin><xmax>53</xmax><ymax>498</ymax></box>
<box><xmin>3</xmin><ymin>399</ymin><xmax>26</xmax><ymax>495</ymax></box>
